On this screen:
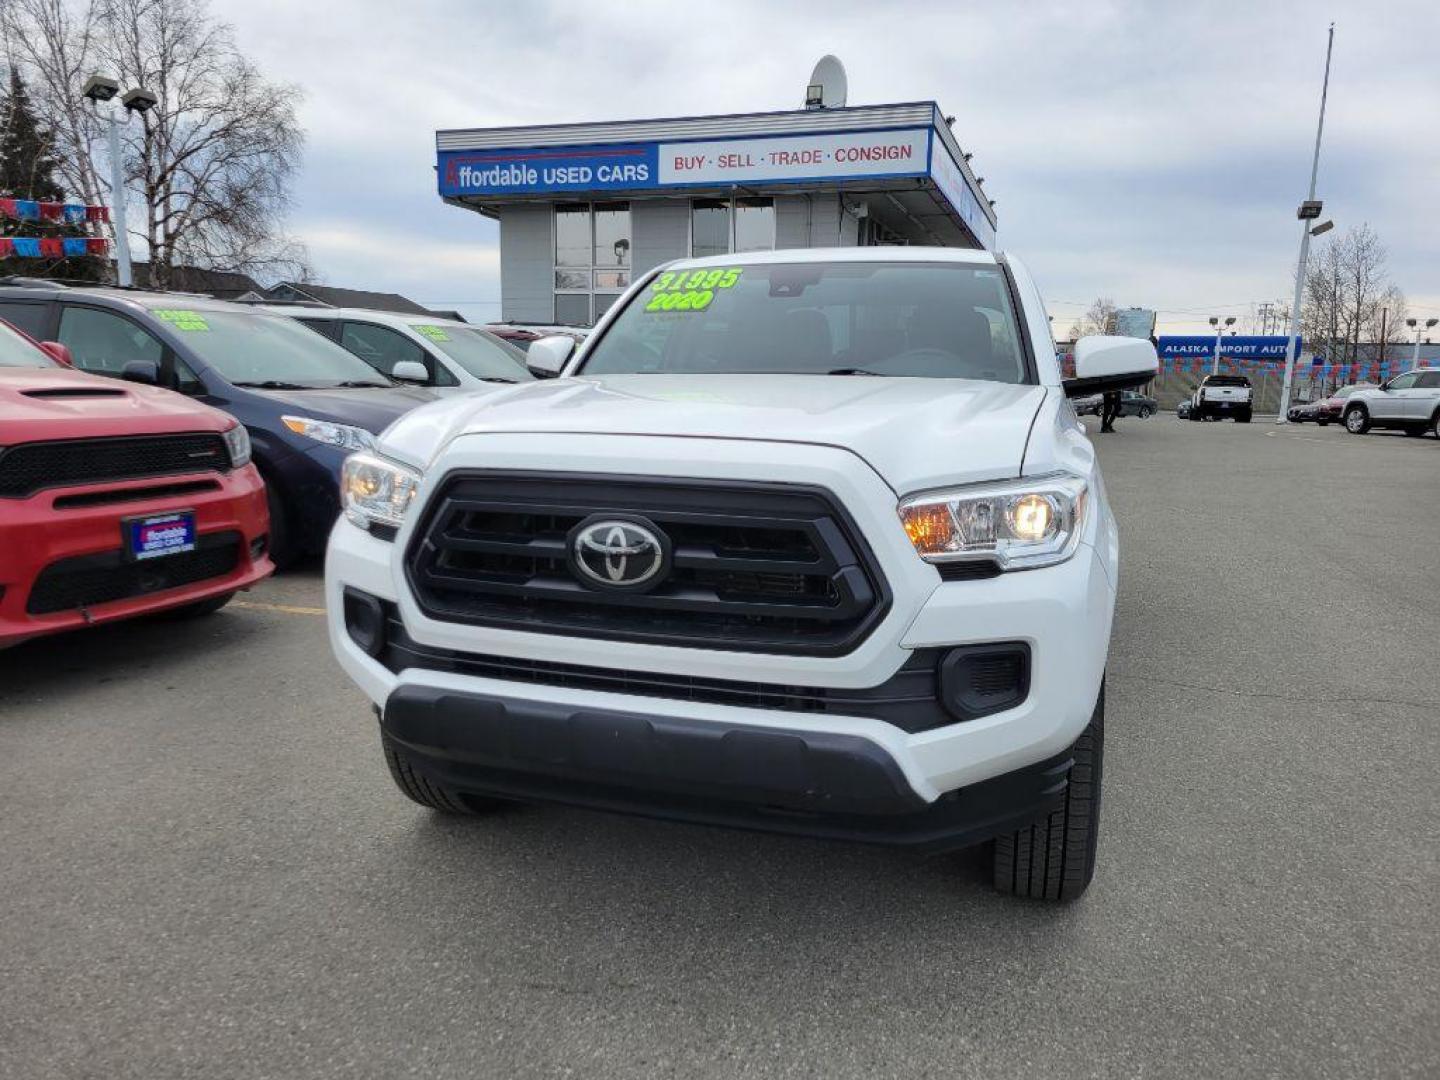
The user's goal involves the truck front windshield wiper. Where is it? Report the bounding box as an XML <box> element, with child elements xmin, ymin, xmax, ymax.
<box><xmin>476</xmin><ymin>376</ymin><xmax>519</xmax><ymax>384</ymax></box>
<box><xmin>332</xmin><ymin>380</ymin><xmax>394</xmax><ymax>388</ymax></box>
<box><xmin>826</xmin><ymin>367</ymin><xmax>886</xmax><ymax>377</ymax></box>
<box><xmin>232</xmin><ymin>380</ymin><xmax>311</xmax><ymax>390</ymax></box>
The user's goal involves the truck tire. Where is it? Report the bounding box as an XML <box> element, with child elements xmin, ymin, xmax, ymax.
<box><xmin>382</xmin><ymin>735</ymin><xmax>510</xmax><ymax>815</ymax></box>
<box><xmin>1138</xmin><ymin>406</ymin><xmax>1153</xmax><ymax>419</ymax></box>
<box><xmin>1344</xmin><ymin>406</ymin><xmax>1371</xmax><ymax>434</ymax></box>
<box><xmin>1236</xmin><ymin>410</ymin><xmax>1252</xmax><ymax>423</ymax></box>
<box><xmin>1431</xmin><ymin>411</ymin><xmax>1440</xmax><ymax>439</ymax></box>
<box><xmin>992</xmin><ymin>686</ymin><xmax>1104</xmax><ymax>902</ymax></box>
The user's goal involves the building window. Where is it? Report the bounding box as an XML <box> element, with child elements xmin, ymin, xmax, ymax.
<box><xmin>554</xmin><ymin>201</ymin><xmax>630</xmax><ymax>326</ymax></box>
<box><xmin>690</xmin><ymin>197</ymin><xmax>775</xmax><ymax>258</ymax></box>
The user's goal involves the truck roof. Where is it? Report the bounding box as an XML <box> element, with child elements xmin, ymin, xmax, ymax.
<box><xmin>659</xmin><ymin>246</ymin><xmax>1001</xmax><ymax>271</ymax></box>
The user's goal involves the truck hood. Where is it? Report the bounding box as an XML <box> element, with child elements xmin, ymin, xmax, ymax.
<box><xmin>0</xmin><ymin>367</ymin><xmax>230</xmax><ymax>443</ymax></box>
<box><xmin>382</xmin><ymin>374</ymin><xmax>1048</xmax><ymax>493</ymax></box>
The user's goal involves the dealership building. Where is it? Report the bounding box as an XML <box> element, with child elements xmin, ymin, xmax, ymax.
<box><xmin>435</xmin><ymin>101</ymin><xmax>996</xmax><ymax>326</ymax></box>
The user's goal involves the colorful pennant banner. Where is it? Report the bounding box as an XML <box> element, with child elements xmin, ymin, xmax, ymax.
<box><xmin>0</xmin><ymin>198</ymin><xmax>110</xmax><ymax>224</ymax></box>
<box><xmin>0</xmin><ymin>236</ymin><xmax>109</xmax><ymax>258</ymax></box>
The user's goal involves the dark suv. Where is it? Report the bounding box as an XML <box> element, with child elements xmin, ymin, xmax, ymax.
<box><xmin>0</xmin><ymin>282</ymin><xmax>436</xmax><ymax>565</ymax></box>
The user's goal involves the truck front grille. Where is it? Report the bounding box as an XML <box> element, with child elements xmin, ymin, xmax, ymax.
<box><xmin>0</xmin><ymin>433</ymin><xmax>231</xmax><ymax>498</ymax></box>
<box><xmin>405</xmin><ymin>472</ymin><xmax>890</xmax><ymax>656</ymax></box>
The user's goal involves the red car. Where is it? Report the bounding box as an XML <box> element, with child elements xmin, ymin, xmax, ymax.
<box><xmin>0</xmin><ymin>319</ymin><xmax>272</xmax><ymax>648</ymax></box>
<box><xmin>1314</xmin><ymin>383</ymin><xmax>1374</xmax><ymax>426</ymax></box>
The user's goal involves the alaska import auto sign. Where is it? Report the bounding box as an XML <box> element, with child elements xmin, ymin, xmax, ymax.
<box><xmin>1157</xmin><ymin>335</ymin><xmax>1301</xmax><ymax>361</ymax></box>
<box><xmin>438</xmin><ymin>128</ymin><xmax>931</xmax><ymax>197</ymax></box>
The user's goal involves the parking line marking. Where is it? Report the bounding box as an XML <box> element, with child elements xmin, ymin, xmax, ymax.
<box><xmin>232</xmin><ymin>600</ymin><xmax>325</xmax><ymax>616</ymax></box>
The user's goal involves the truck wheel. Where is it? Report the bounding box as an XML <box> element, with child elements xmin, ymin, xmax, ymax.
<box><xmin>992</xmin><ymin>686</ymin><xmax>1104</xmax><ymax>902</ymax></box>
<box><xmin>1236</xmin><ymin>411</ymin><xmax>1252</xmax><ymax>423</ymax></box>
<box><xmin>1138</xmin><ymin>406</ymin><xmax>1153</xmax><ymax>419</ymax></box>
<box><xmin>1431</xmin><ymin>412</ymin><xmax>1440</xmax><ymax>439</ymax></box>
<box><xmin>1344</xmin><ymin>406</ymin><xmax>1371</xmax><ymax>434</ymax></box>
<box><xmin>382</xmin><ymin>735</ymin><xmax>510</xmax><ymax>815</ymax></box>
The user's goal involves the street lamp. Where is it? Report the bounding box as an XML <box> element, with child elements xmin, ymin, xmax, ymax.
<box><xmin>82</xmin><ymin>74</ymin><xmax>158</xmax><ymax>288</ymax></box>
<box><xmin>1209</xmin><ymin>315</ymin><xmax>1237</xmax><ymax>375</ymax></box>
<box><xmin>1277</xmin><ymin>24</ymin><xmax>1337</xmax><ymax>424</ymax></box>
<box><xmin>1407</xmin><ymin>317</ymin><xmax>1439</xmax><ymax>371</ymax></box>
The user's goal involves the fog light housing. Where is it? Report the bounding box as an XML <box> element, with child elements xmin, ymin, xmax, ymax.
<box><xmin>938</xmin><ymin>643</ymin><xmax>1031</xmax><ymax>722</ymax></box>
<box><xmin>343</xmin><ymin>588</ymin><xmax>387</xmax><ymax>658</ymax></box>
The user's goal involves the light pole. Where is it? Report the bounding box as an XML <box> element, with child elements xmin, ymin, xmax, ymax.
<box><xmin>1408</xmin><ymin>317</ymin><xmax>1439</xmax><ymax>371</ymax></box>
<box><xmin>1278</xmin><ymin>23</ymin><xmax>1336</xmax><ymax>423</ymax></box>
<box><xmin>80</xmin><ymin>75</ymin><xmax>158</xmax><ymax>288</ymax></box>
<box><xmin>1209</xmin><ymin>316</ymin><xmax>1236</xmax><ymax>375</ymax></box>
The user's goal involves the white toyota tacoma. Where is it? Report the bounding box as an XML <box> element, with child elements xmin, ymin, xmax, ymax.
<box><xmin>326</xmin><ymin>248</ymin><xmax>1156</xmax><ymax>902</ymax></box>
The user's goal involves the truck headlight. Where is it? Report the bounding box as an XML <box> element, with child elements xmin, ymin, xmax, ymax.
<box><xmin>341</xmin><ymin>452</ymin><xmax>422</xmax><ymax>531</ymax></box>
<box><xmin>282</xmin><ymin>415</ymin><xmax>376</xmax><ymax>452</ymax></box>
<box><xmin>222</xmin><ymin>423</ymin><xmax>251</xmax><ymax>467</ymax></box>
<box><xmin>898</xmin><ymin>473</ymin><xmax>1088</xmax><ymax>571</ymax></box>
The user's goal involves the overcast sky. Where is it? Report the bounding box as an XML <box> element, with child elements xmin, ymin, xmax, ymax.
<box><xmin>227</xmin><ymin>0</ymin><xmax>1440</xmax><ymax>336</ymax></box>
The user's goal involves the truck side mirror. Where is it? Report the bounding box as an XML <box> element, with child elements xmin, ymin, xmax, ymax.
<box><xmin>526</xmin><ymin>335</ymin><xmax>575</xmax><ymax>379</ymax></box>
<box><xmin>1063</xmin><ymin>336</ymin><xmax>1158</xmax><ymax>398</ymax></box>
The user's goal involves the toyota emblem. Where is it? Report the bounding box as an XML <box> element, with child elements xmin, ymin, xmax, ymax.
<box><xmin>568</xmin><ymin>516</ymin><xmax>670</xmax><ymax>591</ymax></box>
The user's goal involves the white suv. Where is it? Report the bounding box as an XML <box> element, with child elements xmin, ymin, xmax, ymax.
<box><xmin>266</xmin><ymin>307</ymin><xmax>532</xmax><ymax>393</ymax></box>
<box><xmin>325</xmin><ymin>248</ymin><xmax>1156</xmax><ymax>902</ymax></box>
<box><xmin>1342</xmin><ymin>369</ymin><xmax>1440</xmax><ymax>438</ymax></box>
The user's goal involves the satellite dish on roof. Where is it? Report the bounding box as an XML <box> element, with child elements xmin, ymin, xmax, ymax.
<box><xmin>804</xmin><ymin>55</ymin><xmax>848</xmax><ymax>110</ymax></box>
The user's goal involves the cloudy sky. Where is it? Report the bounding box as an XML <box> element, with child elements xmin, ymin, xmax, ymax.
<box><xmin>226</xmin><ymin>0</ymin><xmax>1440</xmax><ymax>336</ymax></box>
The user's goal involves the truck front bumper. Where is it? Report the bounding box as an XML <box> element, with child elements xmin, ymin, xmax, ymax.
<box><xmin>382</xmin><ymin>681</ymin><xmax>1075</xmax><ymax>851</ymax></box>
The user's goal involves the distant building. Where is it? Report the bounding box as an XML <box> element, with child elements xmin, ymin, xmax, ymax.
<box><xmin>265</xmin><ymin>281</ymin><xmax>432</xmax><ymax>315</ymax></box>
<box><xmin>130</xmin><ymin>263</ymin><xmax>263</xmax><ymax>300</ymax></box>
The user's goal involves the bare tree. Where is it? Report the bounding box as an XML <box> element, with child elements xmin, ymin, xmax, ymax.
<box><xmin>1301</xmin><ymin>224</ymin><xmax>1406</xmax><ymax>364</ymax></box>
<box><xmin>3</xmin><ymin>0</ymin><xmax>310</xmax><ymax>286</ymax></box>
<box><xmin>1067</xmin><ymin>297</ymin><xmax>1117</xmax><ymax>340</ymax></box>
<box><xmin>1</xmin><ymin>0</ymin><xmax>108</xmax><ymax>209</ymax></box>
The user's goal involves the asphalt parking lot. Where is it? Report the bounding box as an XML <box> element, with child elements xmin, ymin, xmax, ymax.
<box><xmin>2</xmin><ymin>417</ymin><xmax>1436</xmax><ymax>1080</ymax></box>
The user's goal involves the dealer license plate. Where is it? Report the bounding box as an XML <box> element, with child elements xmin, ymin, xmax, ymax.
<box><xmin>124</xmin><ymin>511</ymin><xmax>197</xmax><ymax>560</ymax></box>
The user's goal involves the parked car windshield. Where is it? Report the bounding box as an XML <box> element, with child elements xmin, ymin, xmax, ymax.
<box><xmin>143</xmin><ymin>305</ymin><xmax>394</xmax><ymax>388</ymax></box>
<box><xmin>411</xmin><ymin>323</ymin><xmax>533</xmax><ymax>382</ymax></box>
<box><xmin>0</xmin><ymin>321</ymin><xmax>53</xmax><ymax>368</ymax></box>
<box><xmin>580</xmin><ymin>261</ymin><xmax>1030</xmax><ymax>383</ymax></box>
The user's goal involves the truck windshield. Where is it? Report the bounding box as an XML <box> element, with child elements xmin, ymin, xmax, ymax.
<box><xmin>144</xmin><ymin>306</ymin><xmax>394</xmax><ymax>388</ymax></box>
<box><xmin>0</xmin><ymin>322</ymin><xmax>53</xmax><ymax>368</ymax></box>
<box><xmin>410</xmin><ymin>324</ymin><xmax>533</xmax><ymax>382</ymax></box>
<box><xmin>580</xmin><ymin>262</ymin><xmax>1030</xmax><ymax>383</ymax></box>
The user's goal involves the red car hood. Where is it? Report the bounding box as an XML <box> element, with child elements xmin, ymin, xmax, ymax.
<box><xmin>0</xmin><ymin>368</ymin><xmax>233</xmax><ymax>444</ymax></box>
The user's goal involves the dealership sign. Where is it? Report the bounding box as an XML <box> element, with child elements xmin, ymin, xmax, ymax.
<box><xmin>437</xmin><ymin>126</ymin><xmax>991</xmax><ymax>246</ymax></box>
<box><xmin>440</xmin><ymin>143</ymin><xmax>658</xmax><ymax>195</ymax></box>
<box><xmin>1157</xmin><ymin>335</ymin><xmax>1301</xmax><ymax>361</ymax></box>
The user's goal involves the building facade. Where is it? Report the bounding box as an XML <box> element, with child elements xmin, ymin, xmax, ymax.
<box><xmin>436</xmin><ymin>102</ymin><xmax>996</xmax><ymax>326</ymax></box>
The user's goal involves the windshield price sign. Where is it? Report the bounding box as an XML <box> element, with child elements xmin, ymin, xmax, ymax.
<box><xmin>644</xmin><ymin>267</ymin><xmax>742</xmax><ymax>313</ymax></box>
<box><xmin>154</xmin><ymin>308</ymin><xmax>210</xmax><ymax>332</ymax></box>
